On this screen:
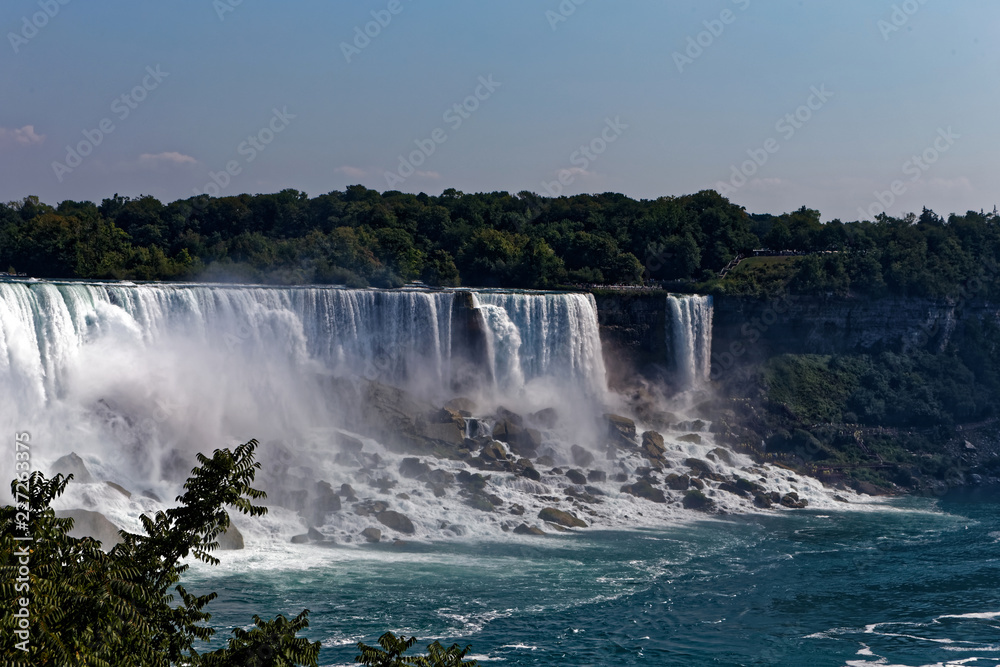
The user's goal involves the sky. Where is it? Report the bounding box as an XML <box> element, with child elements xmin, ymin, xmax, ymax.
<box><xmin>1</xmin><ymin>0</ymin><xmax>997</xmax><ymax>221</ymax></box>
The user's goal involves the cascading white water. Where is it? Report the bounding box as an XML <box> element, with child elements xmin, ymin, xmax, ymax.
<box><xmin>0</xmin><ymin>282</ymin><xmax>609</xmax><ymax>485</ymax></box>
<box><xmin>475</xmin><ymin>292</ymin><xmax>608</xmax><ymax>399</ymax></box>
<box><xmin>666</xmin><ymin>294</ymin><xmax>713</xmax><ymax>388</ymax></box>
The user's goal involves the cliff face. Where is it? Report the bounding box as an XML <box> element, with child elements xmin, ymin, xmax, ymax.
<box><xmin>711</xmin><ymin>295</ymin><xmax>1000</xmax><ymax>371</ymax></box>
<box><xmin>593</xmin><ymin>292</ymin><xmax>1000</xmax><ymax>380</ymax></box>
<box><xmin>592</xmin><ymin>293</ymin><xmax>668</xmax><ymax>385</ymax></box>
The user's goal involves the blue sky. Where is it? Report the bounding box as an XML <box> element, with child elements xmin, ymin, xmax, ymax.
<box><xmin>1</xmin><ymin>0</ymin><xmax>997</xmax><ymax>221</ymax></box>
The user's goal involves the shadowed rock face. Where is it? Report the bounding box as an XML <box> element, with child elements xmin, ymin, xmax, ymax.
<box><xmin>450</xmin><ymin>291</ymin><xmax>493</xmax><ymax>393</ymax></box>
<box><xmin>51</xmin><ymin>453</ymin><xmax>95</xmax><ymax>484</ymax></box>
<box><xmin>56</xmin><ymin>509</ymin><xmax>122</xmax><ymax>550</ymax></box>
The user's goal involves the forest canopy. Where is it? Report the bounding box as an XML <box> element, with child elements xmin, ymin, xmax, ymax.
<box><xmin>2</xmin><ymin>187</ymin><xmax>998</xmax><ymax>298</ymax></box>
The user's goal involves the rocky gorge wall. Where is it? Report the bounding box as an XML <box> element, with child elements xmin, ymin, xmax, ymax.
<box><xmin>593</xmin><ymin>291</ymin><xmax>1000</xmax><ymax>382</ymax></box>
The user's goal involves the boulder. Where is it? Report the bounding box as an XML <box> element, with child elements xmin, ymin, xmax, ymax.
<box><xmin>509</xmin><ymin>504</ymin><xmax>525</xmax><ymax>516</ymax></box>
<box><xmin>707</xmin><ymin>447</ymin><xmax>737</xmax><ymax>466</ymax></box>
<box><xmin>218</xmin><ymin>525</ymin><xmax>245</xmax><ymax>550</ymax></box>
<box><xmin>361</xmin><ymin>527</ymin><xmax>381</xmax><ymax>543</ymax></box>
<box><xmin>337</xmin><ymin>433</ymin><xmax>365</xmax><ymax>455</ymax></box>
<box><xmin>665</xmin><ymin>473</ymin><xmax>691</xmax><ymax>490</ymax></box>
<box><xmin>51</xmin><ymin>453</ymin><xmax>95</xmax><ymax>484</ymax></box>
<box><xmin>530</xmin><ymin>407</ymin><xmax>559</xmax><ymax>429</ymax></box>
<box><xmin>685</xmin><ymin>458</ymin><xmax>714</xmax><ymax>476</ymax></box>
<box><xmin>538</xmin><ymin>507</ymin><xmax>587</xmax><ymax>528</ymax></box>
<box><xmin>513</xmin><ymin>523</ymin><xmax>546</xmax><ymax>536</ymax></box>
<box><xmin>105</xmin><ymin>481</ymin><xmax>132</xmax><ymax>499</ymax></box>
<box><xmin>340</xmin><ymin>483</ymin><xmax>359</xmax><ymax>501</ymax></box>
<box><xmin>465</xmin><ymin>495</ymin><xmax>495</xmax><ymax>512</ymax></box>
<box><xmin>425</xmin><ymin>469</ymin><xmax>455</xmax><ymax>486</ymax></box>
<box><xmin>307</xmin><ymin>527</ymin><xmax>324</xmax><ymax>541</ymax></box>
<box><xmin>311</xmin><ymin>481</ymin><xmax>341</xmax><ymax>525</ymax></box>
<box><xmin>682</xmin><ymin>489</ymin><xmax>713</xmax><ymax>511</ymax></box>
<box><xmin>571</xmin><ymin>444</ymin><xmax>595</xmax><ymax>468</ymax></box>
<box><xmin>753</xmin><ymin>492</ymin><xmax>773</xmax><ymax>509</ymax></box>
<box><xmin>445</xmin><ymin>397</ymin><xmax>476</xmax><ymax>416</ymax></box>
<box><xmin>376</xmin><ymin>510</ymin><xmax>415</xmax><ymax>534</ymax></box>
<box><xmin>481</xmin><ymin>441</ymin><xmax>509</xmax><ymax>461</ymax></box>
<box><xmin>587</xmin><ymin>470</ymin><xmax>606</xmax><ymax>483</ymax></box>
<box><xmin>678</xmin><ymin>433</ymin><xmax>702</xmax><ymax>445</ymax></box>
<box><xmin>399</xmin><ymin>457</ymin><xmax>432</xmax><ymax>479</ymax></box>
<box><xmin>566</xmin><ymin>469</ymin><xmax>587</xmax><ymax>485</ymax></box>
<box><xmin>290</xmin><ymin>534</ymin><xmax>310</xmax><ymax>544</ymax></box>
<box><xmin>57</xmin><ymin>509</ymin><xmax>122</xmax><ymax>549</ymax></box>
<box><xmin>353</xmin><ymin>500</ymin><xmax>389</xmax><ymax>517</ymax></box>
<box><xmin>621</xmin><ymin>480</ymin><xmax>667</xmax><ymax>503</ymax></box>
<box><xmin>418</xmin><ymin>421</ymin><xmax>465</xmax><ymax>446</ymax></box>
<box><xmin>780</xmin><ymin>492</ymin><xmax>808</xmax><ymax>509</ymax></box>
<box><xmin>495</xmin><ymin>406</ymin><xmax>524</xmax><ymax>427</ymax></box>
<box><xmin>520</xmin><ymin>466</ymin><xmax>541</xmax><ymax>481</ymax></box>
<box><xmin>604</xmin><ymin>414</ymin><xmax>637</xmax><ymax>448</ymax></box>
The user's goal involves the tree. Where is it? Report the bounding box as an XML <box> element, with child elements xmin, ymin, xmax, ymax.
<box><xmin>355</xmin><ymin>632</ymin><xmax>477</xmax><ymax>667</ymax></box>
<box><xmin>1</xmin><ymin>440</ymin><xmax>321</xmax><ymax>666</ymax></box>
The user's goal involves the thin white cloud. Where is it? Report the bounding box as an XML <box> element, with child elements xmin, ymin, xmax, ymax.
<box><xmin>139</xmin><ymin>151</ymin><xmax>198</xmax><ymax>166</ymax></box>
<box><xmin>0</xmin><ymin>125</ymin><xmax>45</xmax><ymax>146</ymax></box>
<box><xmin>336</xmin><ymin>165</ymin><xmax>369</xmax><ymax>178</ymax></box>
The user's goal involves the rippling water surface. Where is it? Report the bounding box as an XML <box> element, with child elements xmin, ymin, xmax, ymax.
<box><xmin>186</xmin><ymin>487</ymin><xmax>1000</xmax><ymax>666</ymax></box>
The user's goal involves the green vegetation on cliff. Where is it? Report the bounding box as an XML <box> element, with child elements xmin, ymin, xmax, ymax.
<box><xmin>5</xmin><ymin>188</ymin><xmax>997</xmax><ymax>295</ymax></box>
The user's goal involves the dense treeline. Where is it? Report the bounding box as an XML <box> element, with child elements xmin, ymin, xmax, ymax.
<box><xmin>1</xmin><ymin>187</ymin><xmax>998</xmax><ymax>296</ymax></box>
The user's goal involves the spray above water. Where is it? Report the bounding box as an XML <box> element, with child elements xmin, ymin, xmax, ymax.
<box><xmin>0</xmin><ymin>281</ymin><xmax>856</xmax><ymax>544</ymax></box>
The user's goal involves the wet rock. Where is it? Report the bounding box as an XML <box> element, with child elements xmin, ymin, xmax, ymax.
<box><xmin>339</xmin><ymin>483</ymin><xmax>359</xmax><ymax>501</ymax></box>
<box><xmin>678</xmin><ymin>434</ymin><xmax>703</xmax><ymax>444</ymax></box>
<box><xmin>396</xmin><ymin>493</ymin><xmax>410</xmax><ymax>500</ymax></box>
<box><xmin>566</xmin><ymin>469</ymin><xmax>587</xmax><ymax>485</ymax></box>
<box><xmin>520</xmin><ymin>465</ymin><xmax>542</xmax><ymax>481</ymax></box>
<box><xmin>682</xmin><ymin>489</ymin><xmax>713</xmax><ymax>511</ymax></box>
<box><xmin>535</xmin><ymin>455</ymin><xmax>556</xmax><ymax>467</ymax></box>
<box><xmin>481</xmin><ymin>441</ymin><xmax>509</xmax><ymax>461</ymax></box>
<box><xmin>718</xmin><ymin>482</ymin><xmax>747</xmax><ymax>497</ymax></box>
<box><xmin>685</xmin><ymin>458</ymin><xmax>714</xmax><ymax>476</ymax></box>
<box><xmin>621</xmin><ymin>480</ymin><xmax>667</xmax><ymax>503</ymax></box>
<box><xmin>466</xmin><ymin>495</ymin><xmax>495</xmax><ymax>512</ymax></box>
<box><xmin>217</xmin><ymin>525</ymin><xmax>244</xmax><ymax>550</ymax></box>
<box><xmin>642</xmin><ymin>431</ymin><xmax>665</xmax><ymax>455</ymax></box>
<box><xmin>377</xmin><ymin>510</ymin><xmax>416</xmax><ymax>534</ymax></box>
<box><xmin>51</xmin><ymin>453</ymin><xmax>95</xmax><ymax>484</ymax></box>
<box><xmin>604</xmin><ymin>413</ymin><xmax>637</xmax><ymax>448</ymax></box>
<box><xmin>337</xmin><ymin>433</ymin><xmax>365</xmax><ymax>455</ymax></box>
<box><xmin>753</xmin><ymin>492</ymin><xmax>773</xmax><ymax>509</ymax></box>
<box><xmin>612</xmin><ymin>472</ymin><xmax>629</xmax><ymax>483</ymax></box>
<box><xmin>689</xmin><ymin>477</ymin><xmax>706</xmax><ymax>490</ymax></box>
<box><xmin>780</xmin><ymin>492</ymin><xmax>808</xmax><ymax>509</ymax></box>
<box><xmin>399</xmin><ymin>457</ymin><xmax>432</xmax><ymax>479</ymax></box>
<box><xmin>495</xmin><ymin>406</ymin><xmax>524</xmax><ymax>426</ymax></box>
<box><xmin>290</xmin><ymin>534</ymin><xmax>310</xmax><ymax>544</ymax></box>
<box><xmin>57</xmin><ymin>509</ymin><xmax>122</xmax><ymax>550</ymax></box>
<box><xmin>665</xmin><ymin>473</ymin><xmax>691</xmax><ymax>490</ymax></box>
<box><xmin>538</xmin><ymin>507</ymin><xmax>587</xmax><ymax>528</ymax></box>
<box><xmin>105</xmin><ymin>481</ymin><xmax>132</xmax><ymax>499</ymax></box>
<box><xmin>307</xmin><ymin>527</ymin><xmax>324</xmax><ymax>541</ymax></box>
<box><xmin>487</xmin><ymin>493</ymin><xmax>504</xmax><ymax>507</ymax></box>
<box><xmin>456</xmin><ymin>470</ymin><xmax>489</xmax><ymax>492</ymax></box>
<box><xmin>587</xmin><ymin>470</ymin><xmax>607</xmax><ymax>483</ymax></box>
<box><xmin>353</xmin><ymin>500</ymin><xmax>389</xmax><ymax>517</ymax></box>
<box><xmin>312</xmin><ymin>481</ymin><xmax>341</xmax><ymax>525</ymax></box>
<box><xmin>735</xmin><ymin>477</ymin><xmax>762</xmax><ymax>494</ymax></box>
<box><xmin>571</xmin><ymin>444</ymin><xmax>595</xmax><ymax>468</ymax></box>
<box><xmin>584</xmin><ymin>485</ymin><xmax>606</xmax><ymax>496</ymax></box>
<box><xmin>707</xmin><ymin>447</ymin><xmax>736</xmax><ymax>466</ymax></box>
<box><xmin>530</xmin><ymin>407</ymin><xmax>559</xmax><ymax>429</ymax></box>
<box><xmin>425</xmin><ymin>469</ymin><xmax>455</xmax><ymax>486</ymax></box>
<box><xmin>509</xmin><ymin>504</ymin><xmax>525</xmax><ymax>516</ymax></box>
<box><xmin>514</xmin><ymin>523</ymin><xmax>546</xmax><ymax>536</ymax></box>
<box><xmin>418</xmin><ymin>421</ymin><xmax>465</xmax><ymax>446</ymax></box>
<box><xmin>445</xmin><ymin>397</ymin><xmax>477</xmax><ymax>416</ymax></box>
<box><xmin>433</xmin><ymin>406</ymin><xmax>467</xmax><ymax>431</ymax></box>
<box><xmin>361</xmin><ymin>527</ymin><xmax>382</xmax><ymax>543</ymax></box>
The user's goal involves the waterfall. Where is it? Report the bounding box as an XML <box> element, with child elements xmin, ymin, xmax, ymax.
<box><xmin>0</xmin><ymin>282</ymin><xmax>609</xmax><ymax>426</ymax></box>
<box><xmin>666</xmin><ymin>294</ymin><xmax>713</xmax><ymax>388</ymax></box>
<box><xmin>475</xmin><ymin>292</ymin><xmax>608</xmax><ymax>399</ymax></box>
